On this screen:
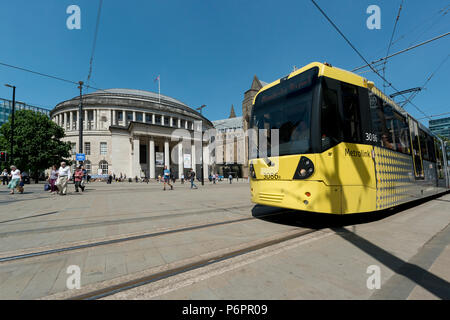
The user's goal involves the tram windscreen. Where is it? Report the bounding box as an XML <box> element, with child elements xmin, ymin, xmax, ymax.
<box><xmin>251</xmin><ymin>68</ymin><xmax>317</xmax><ymax>157</ymax></box>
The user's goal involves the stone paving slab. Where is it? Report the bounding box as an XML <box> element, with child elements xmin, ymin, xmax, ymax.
<box><xmin>0</xmin><ymin>182</ymin><xmax>306</xmax><ymax>299</ymax></box>
<box><xmin>1</xmin><ymin>180</ymin><xmax>449</xmax><ymax>300</ymax></box>
<box><xmin>121</xmin><ymin>193</ymin><xmax>450</xmax><ymax>300</ymax></box>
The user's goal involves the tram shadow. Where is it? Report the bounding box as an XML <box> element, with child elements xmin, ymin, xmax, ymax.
<box><xmin>251</xmin><ymin>191</ymin><xmax>450</xmax><ymax>229</ymax></box>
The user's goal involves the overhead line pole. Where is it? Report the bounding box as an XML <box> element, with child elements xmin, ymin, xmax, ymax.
<box><xmin>78</xmin><ymin>81</ymin><xmax>84</xmax><ymax>165</ymax></box>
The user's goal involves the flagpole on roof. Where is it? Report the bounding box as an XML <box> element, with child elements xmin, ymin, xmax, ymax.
<box><xmin>154</xmin><ymin>74</ymin><xmax>161</xmax><ymax>106</ymax></box>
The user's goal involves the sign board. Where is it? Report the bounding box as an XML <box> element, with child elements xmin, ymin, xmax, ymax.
<box><xmin>155</xmin><ymin>152</ymin><xmax>164</xmax><ymax>167</ymax></box>
<box><xmin>183</xmin><ymin>154</ymin><xmax>191</xmax><ymax>169</ymax></box>
<box><xmin>76</xmin><ymin>153</ymin><xmax>86</xmax><ymax>161</ymax></box>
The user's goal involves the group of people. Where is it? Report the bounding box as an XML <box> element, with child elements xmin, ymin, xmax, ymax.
<box><xmin>208</xmin><ymin>173</ymin><xmax>235</xmax><ymax>184</ymax></box>
<box><xmin>162</xmin><ymin>166</ymin><xmax>198</xmax><ymax>190</ymax></box>
<box><xmin>48</xmin><ymin>162</ymin><xmax>87</xmax><ymax>195</ymax></box>
<box><xmin>3</xmin><ymin>162</ymin><xmax>239</xmax><ymax>196</ymax></box>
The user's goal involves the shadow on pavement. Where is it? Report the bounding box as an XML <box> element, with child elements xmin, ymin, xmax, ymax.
<box><xmin>252</xmin><ymin>191</ymin><xmax>450</xmax><ymax>299</ymax></box>
<box><xmin>333</xmin><ymin>227</ymin><xmax>450</xmax><ymax>300</ymax></box>
<box><xmin>251</xmin><ymin>191</ymin><xmax>450</xmax><ymax>229</ymax></box>
<box><xmin>0</xmin><ymin>211</ymin><xmax>59</xmax><ymax>224</ymax></box>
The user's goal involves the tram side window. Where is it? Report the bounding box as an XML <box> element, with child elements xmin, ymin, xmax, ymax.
<box><xmin>382</xmin><ymin>104</ymin><xmax>397</xmax><ymax>151</ymax></box>
<box><xmin>393</xmin><ymin>111</ymin><xmax>410</xmax><ymax>154</ymax></box>
<box><xmin>369</xmin><ymin>94</ymin><xmax>396</xmax><ymax>151</ymax></box>
<box><xmin>435</xmin><ymin>139</ymin><xmax>445</xmax><ymax>179</ymax></box>
<box><xmin>341</xmin><ymin>83</ymin><xmax>362</xmax><ymax>143</ymax></box>
<box><xmin>419</xmin><ymin>129</ymin><xmax>430</xmax><ymax>161</ymax></box>
<box><xmin>426</xmin><ymin>134</ymin><xmax>436</xmax><ymax>162</ymax></box>
<box><xmin>321</xmin><ymin>82</ymin><xmax>342</xmax><ymax>151</ymax></box>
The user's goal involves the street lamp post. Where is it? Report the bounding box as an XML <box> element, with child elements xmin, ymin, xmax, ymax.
<box><xmin>4</xmin><ymin>84</ymin><xmax>16</xmax><ymax>163</ymax></box>
<box><xmin>78</xmin><ymin>81</ymin><xmax>84</xmax><ymax>165</ymax></box>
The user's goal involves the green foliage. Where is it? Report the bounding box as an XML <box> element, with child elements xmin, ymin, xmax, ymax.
<box><xmin>0</xmin><ymin>110</ymin><xmax>72</xmax><ymax>176</ymax></box>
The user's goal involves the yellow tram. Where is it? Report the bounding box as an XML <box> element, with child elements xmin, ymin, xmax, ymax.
<box><xmin>249</xmin><ymin>62</ymin><xmax>449</xmax><ymax>214</ymax></box>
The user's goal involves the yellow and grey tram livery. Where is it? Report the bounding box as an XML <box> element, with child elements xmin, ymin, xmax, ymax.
<box><xmin>249</xmin><ymin>62</ymin><xmax>449</xmax><ymax>214</ymax></box>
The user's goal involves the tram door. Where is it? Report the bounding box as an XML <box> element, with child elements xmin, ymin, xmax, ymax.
<box><xmin>409</xmin><ymin>118</ymin><xmax>424</xmax><ymax>179</ymax></box>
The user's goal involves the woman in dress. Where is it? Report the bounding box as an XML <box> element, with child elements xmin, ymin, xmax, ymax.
<box><xmin>7</xmin><ymin>165</ymin><xmax>22</xmax><ymax>194</ymax></box>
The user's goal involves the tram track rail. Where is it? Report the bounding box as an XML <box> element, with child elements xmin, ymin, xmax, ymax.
<box><xmin>0</xmin><ymin>204</ymin><xmax>253</xmax><ymax>238</ymax></box>
<box><xmin>0</xmin><ymin>207</ymin><xmax>295</xmax><ymax>264</ymax></box>
<box><xmin>68</xmin><ymin>229</ymin><xmax>319</xmax><ymax>300</ymax></box>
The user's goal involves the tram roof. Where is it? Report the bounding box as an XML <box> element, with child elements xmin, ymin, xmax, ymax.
<box><xmin>253</xmin><ymin>62</ymin><xmax>441</xmax><ymax>141</ymax></box>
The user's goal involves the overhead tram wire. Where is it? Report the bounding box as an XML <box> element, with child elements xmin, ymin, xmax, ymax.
<box><xmin>400</xmin><ymin>53</ymin><xmax>450</xmax><ymax>108</ymax></box>
<box><xmin>366</xmin><ymin>5</ymin><xmax>449</xmax><ymax>60</ymax></box>
<box><xmin>406</xmin><ymin>5</ymin><xmax>450</xmax><ymax>48</ymax></box>
<box><xmin>391</xmin><ymin>5</ymin><xmax>449</xmax><ymax>48</ymax></box>
<box><xmin>0</xmin><ymin>61</ymin><xmax>78</xmax><ymax>86</ymax></box>
<box><xmin>381</xmin><ymin>0</ymin><xmax>404</xmax><ymax>92</ymax></box>
<box><xmin>417</xmin><ymin>111</ymin><xmax>450</xmax><ymax>120</ymax></box>
<box><xmin>86</xmin><ymin>0</ymin><xmax>103</xmax><ymax>93</ymax></box>
<box><xmin>0</xmin><ymin>60</ymin><xmax>110</xmax><ymax>94</ymax></box>
<box><xmin>310</xmin><ymin>0</ymin><xmax>432</xmax><ymax>120</ymax></box>
<box><xmin>352</xmin><ymin>32</ymin><xmax>450</xmax><ymax>72</ymax></box>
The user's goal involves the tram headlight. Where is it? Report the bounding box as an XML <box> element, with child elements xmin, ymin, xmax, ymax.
<box><xmin>293</xmin><ymin>156</ymin><xmax>315</xmax><ymax>180</ymax></box>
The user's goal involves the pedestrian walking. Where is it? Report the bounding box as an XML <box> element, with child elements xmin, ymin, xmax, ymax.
<box><xmin>181</xmin><ymin>173</ymin><xmax>185</xmax><ymax>184</ymax></box>
<box><xmin>56</xmin><ymin>162</ymin><xmax>71</xmax><ymax>195</ymax></box>
<box><xmin>1</xmin><ymin>169</ymin><xmax>8</xmax><ymax>185</ymax></box>
<box><xmin>189</xmin><ymin>169</ymin><xmax>198</xmax><ymax>189</ymax></box>
<box><xmin>49</xmin><ymin>165</ymin><xmax>58</xmax><ymax>194</ymax></box>
<box><xmin>229</xmin><ymin>174</ymin><xmax>233</xmax><ymax>184</ymax></box>
<box><xmin>7</xmin><ymin>165</ymin><xmax>22</xmax><ymax>194</ymax></box>
<box><xmin>81</xmin><ymin>165</ymin><xmax>87</xmax><ymax>187</ymax></box>
<box><xmin>163</xmin><ymin>165</ymin><xmax>173</xmax><ymax>190</ymax></box>
<box><xmin>74</xmin><ymin>165</ymin><xmax>85</xmax><ymax>192</ymax></box>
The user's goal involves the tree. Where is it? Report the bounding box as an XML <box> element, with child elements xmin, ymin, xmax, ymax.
<box><xmin>0</xmin><ymin>110</ymin><xmax>72</xmax><ymax>183</ymax></box>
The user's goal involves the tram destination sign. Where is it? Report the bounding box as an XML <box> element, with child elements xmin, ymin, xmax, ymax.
<box><xmin>256</xmin><ymin>67</ymin><xmax>318</xmax><ymax>105</ymax></box>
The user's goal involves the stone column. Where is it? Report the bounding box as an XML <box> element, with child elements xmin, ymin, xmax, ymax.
<box><xmin>203</xmin><ymin>145</ymin><xmax>208</xmax><ymax>182</ymax></box>
<box><xmin>178</xmin><ymin>118</ymin><xmax>181</xmax><ymax>128</ymax></box>
<box><xmin>132</xmin><ymin>137</ymin><xmax>140</xmax><ymax>178</ymax></box>
<box><xmin>84</xmin><ymin>110</ymin><xmax>88</xmax><ymax>130</ymax></box>
<box><xmin>69</xmin><ymin>111</ymin><xmax>73</xmax><ymax>131</ymax></box>
<box><xmin>178</xmin><ymin>142</ymin><xmax>183</xmax><ymax>179</ymax></box>
<box><xmin>170</xmin><ymin>117</ymin><xmax>173</xmax><ymax>127</ymax></box>
<box><xmin>191</xmin><ymin>143</ymin><xmax>196</xmax><ymax>172</ymax></box>
<box><xmin>161</xmin><ymin>115</ymin><xmax>165</xmax><ymax>126</ymax></box>
<box><xmin>93</xmin><ymin>110</ymin><xmax>97</xmax><ymax>130</ymax></box>
<box><xmin>149</xmin><ymin>138</ymin><xmax>155</xmax><ymax>179</ymax></box>
<box><xmin>112</xmin><ymin>109</ymin><xmax>116</xmax><ymax>126</ymax></box>
<box><xmin>132</xmin><ymin>111</ymin><xmax>136</xmax><ymax>122</ymax></box>
<box><xmin>185</xmin><ymin>120</ymin><xmax>188</xmax><ymax>129</ymax></box>
<box><xmin>64</xmin><ymin>112</ymin><xmax>68</xmax><ymax>130</ymax></box>
<box><xmin>123</xmin><ymin>110</ymin><xmax>127</xmax><ymax>126</ymax></box>
<box><xmin>164</xmin><ymin>140</ymin><xmax>170</xmax><ymax>170</ymax></box>
<box><xmin>152</xmin><ymin>114</ymin><xmax>155</xmax><ymax>124</ymax></box>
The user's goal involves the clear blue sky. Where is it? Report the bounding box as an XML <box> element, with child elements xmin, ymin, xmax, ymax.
<box><xmin>0</xmin><ymin>0</ymin><xmax>448</xmax><ymax>126</ymax></box>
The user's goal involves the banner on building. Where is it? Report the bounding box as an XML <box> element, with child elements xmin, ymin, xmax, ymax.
<box><xmin>156</xmin><ymin>152</ymin><xmax>164</xmax><ymax>167</ymax></box>
<box><xmin>183</xmin><ymin>154</ymin><xmax>191</xmax><ymax>169</ymax></box>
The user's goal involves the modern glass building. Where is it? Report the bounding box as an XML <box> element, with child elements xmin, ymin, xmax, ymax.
<box><xmin>0</xmin><ymin>98</ymin><xmax>50</xmax><ymax>127</ymax></box>
<box><xmin>429</xmin><ymin>116</ymin><xmax>450</xmax><ymax>140</ymax></box>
